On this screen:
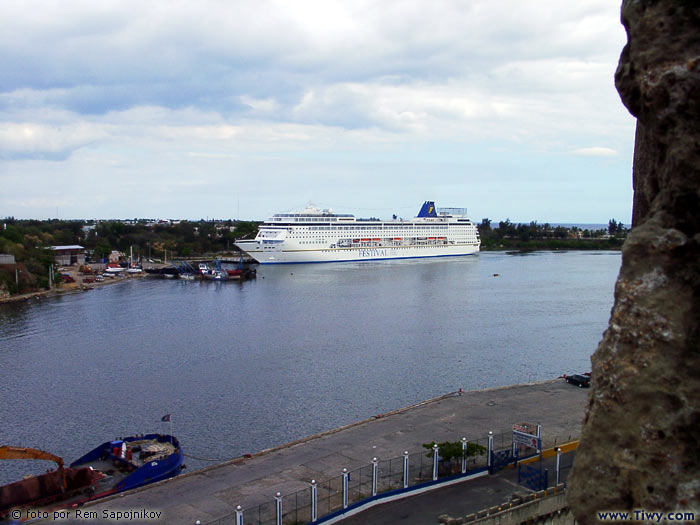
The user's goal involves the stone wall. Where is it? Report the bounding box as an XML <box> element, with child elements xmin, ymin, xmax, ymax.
<box><xmin>438</xmin><ymin>486</ymin><xmax>570</xmax><ymax>525</ymax></box>
<box><xmin>568</xmin><ymin>1</ymin><xmax>699</xmax><ymax>522</ymax></box>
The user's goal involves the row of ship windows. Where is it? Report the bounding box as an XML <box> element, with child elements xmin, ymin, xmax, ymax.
<box><xmin>293</xmin><ymin>234</ymin><xmax>478</xmax><ymax>238</ymax></box>
<box><xmin>291</xmin><ymin>231</ymin><xmax>472</xmax><ymax>237</ymax></box>
<box><xmin>297</xmin><ymin>225</ymin><xmax>474</xmax><ymax>231</ymax></box>
<box><xmin>316</xmin><ymin>244</ymin><xmax>478</xmax><ymax>252</ymax></box>
<box><xmin>261</xmin><ymin>230</ymin><xmax>473</xmax><ymax>238</ymax></box>
<box><xmin>268</xmin><ymin>221</ymin><xmax>472</xmax><ymax>228</ymax></box>
<box><xmin>297</xmin><ymin>239</ymin><xmax>478</xmax><ymax>245</ymax></box>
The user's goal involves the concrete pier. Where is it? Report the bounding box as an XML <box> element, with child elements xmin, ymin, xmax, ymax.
<box><xmin>79</xmin><ymin>379</ymin><xmax>587</xmax><ymax>524</ymax></box>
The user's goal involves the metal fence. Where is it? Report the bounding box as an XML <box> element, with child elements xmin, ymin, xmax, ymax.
<box><xmin>206</xmin><ymin>429</ymin><xmax>577</xmax><ymax>525</ymax></box>
<box><xmin>555</xmin><ymin>448</ymin><xmax>576</xmax><ymax>486</ymax></box>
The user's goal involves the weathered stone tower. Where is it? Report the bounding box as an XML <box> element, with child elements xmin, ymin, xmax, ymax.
<box><xmin>568</xmin><ymin>1</ymin><xmax>699</xmax><ymax>521</ymax></box>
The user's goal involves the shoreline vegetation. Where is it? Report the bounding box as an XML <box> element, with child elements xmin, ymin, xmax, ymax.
<box><xmin>478</xmin><ymin>218</ymin><xmax>627</xmax><ymax>252</ymax></box>
<box><xmin>0</xmin><ymin>217</ymin><xmax>627</xmax><ymax>300</ymax></box>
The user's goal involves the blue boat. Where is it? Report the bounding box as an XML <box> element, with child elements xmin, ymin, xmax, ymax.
<box><xmin>1</xmin><ymin>434</ymin><xmax>183</xmax><ymax>521</ymax></box>
<box><xmin>70</xmin><ymin>434</ymin><xmax>184</xmax><ymax>495</ymax></box>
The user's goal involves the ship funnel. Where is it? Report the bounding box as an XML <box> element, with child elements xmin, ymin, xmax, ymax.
<box><xmin>417</xmin><ymin>201</ymin><xmax>438</xmax><ymax>218</ymax></box>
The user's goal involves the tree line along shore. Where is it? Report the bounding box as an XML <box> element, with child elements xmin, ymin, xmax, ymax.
<box><xmin>477</xmin><ymin>218</ymin><xmax>628</xmax><ymax>251</ymax></box>
<box><xmin>0</xmin><ymin>217</ymin><xmax>627</xmax><ymax>298</ymax></box>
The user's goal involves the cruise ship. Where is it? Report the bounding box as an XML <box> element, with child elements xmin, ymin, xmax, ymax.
<box><xmin>234</xmin><ymin>201</ymin><xmax>480</xmax><ymax>264</ymax></box>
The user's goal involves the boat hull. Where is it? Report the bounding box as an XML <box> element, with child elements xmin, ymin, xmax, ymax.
<box><xmin>1</xmin><ymin>435</ymin><xmax>183</xmax><ymax>521</ymax></box>
<box><xmin>70</xmin><ymin>434</ymin><xmax>183</xmax><ymax>494</ymax></box>
<box><xmin>236</xmin><ymin>242</ymin><xmax>479</xmax><ymax>264</ymax></box>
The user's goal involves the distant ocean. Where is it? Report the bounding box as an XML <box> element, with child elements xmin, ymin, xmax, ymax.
<box><xmin>553</xmin><ymin>223</ymin><xmax>630</xmax><ymax>231</ymax></box>
<box><xmin>554</xmin><ymin>223</ymin><xmax>609</xmax><ymax>230</ymax></box>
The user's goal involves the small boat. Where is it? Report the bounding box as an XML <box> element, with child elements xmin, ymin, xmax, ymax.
<box><xmin>126</xmin><ymin>266</ymin><xmax>143</xmax><ymax>274</ymax></box>
<box><xmin>0</xmin><ymin>435</ymin><xmax>183</xmax><ymax>521</ymax></box>
<box><xmin>203</xmin><ymin>270</ymin><xmax>228</xmax><ymax>281</ymax></box>
<box><xmin>179</xmin><ymin>273</ymin><xmax>196</xmax><ymax>280</ymax></box>
<box><xmin>104</xmin><ymin>264</ymin><xmax>125</xmax><ymax>274</ymax></box>
<box><xmin>161</xmin><ymin>268</ymin><xmax>179</xmax><ymax>279</ymax></box>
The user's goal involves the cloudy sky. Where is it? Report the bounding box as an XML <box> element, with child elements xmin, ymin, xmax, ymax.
<box><xmin>1</xmin><ymin>0</ymin><xmax>635</xmax><ymax>222</ymax></box>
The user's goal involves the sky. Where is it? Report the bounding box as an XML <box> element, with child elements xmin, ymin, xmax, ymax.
<box><xmin>0</xmin><ymin>0</ymin><xmax>636</xmax><ymax>223</ymax></box>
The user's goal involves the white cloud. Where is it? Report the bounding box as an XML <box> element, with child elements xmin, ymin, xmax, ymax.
<box><xmin>239</xmin><ymin>96</ymin><xmax>280</xmax><ymax>115</ymax></box>
<box><xmin>0</xmin><ymin>122</ymin><xmax>106</xmax><ymax>159</ymax></box>
<box><xmin>571</xmin><ymin>147</ymin><xmax>619</xmax><ymax>157</ymax></box>
<box><xmin>0</xmin><ymin>0</ymin><xmax>635</xmax><ymax>220</ymax></box>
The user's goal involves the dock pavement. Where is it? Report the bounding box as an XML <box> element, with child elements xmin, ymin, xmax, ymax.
<box><xmin>69</xmin><ymin>379</ymin><xmax>588</xmax><ymax>524</ymax></box>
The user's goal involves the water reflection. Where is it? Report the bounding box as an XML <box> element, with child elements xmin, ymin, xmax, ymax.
<box><xmin>0</xmin><ymin>252</ymin><xmax>620</xmax><ymax>484</ymax></box>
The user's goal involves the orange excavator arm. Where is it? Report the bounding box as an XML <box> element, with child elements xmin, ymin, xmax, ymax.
<box><xmin>0</xmin><ymin>446</ymin><xmax>66</xmax><ymax>490</ymax></box>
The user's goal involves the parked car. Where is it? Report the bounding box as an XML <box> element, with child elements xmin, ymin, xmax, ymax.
<box><xmin>565</xmin><ymin>374</ymin><xmax>590</xmax><ymax>388</ymax></box>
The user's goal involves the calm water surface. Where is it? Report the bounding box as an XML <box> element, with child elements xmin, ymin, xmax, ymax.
<box><xmin>0</xmin><ymin>251</ymin><xmax>619</xmax><ymax>483</ymax></box>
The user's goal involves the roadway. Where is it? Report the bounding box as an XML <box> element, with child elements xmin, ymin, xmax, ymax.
<box><xmin>59</xmin><ymin>379</ymin><xmax>587</xmax><ymax>524</ymax></box>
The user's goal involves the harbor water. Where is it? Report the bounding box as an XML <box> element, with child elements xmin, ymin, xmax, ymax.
<box><xmin>0</xmin><ymin>251</ymin><xmax>619</xmax><ymax>484</ymax></box>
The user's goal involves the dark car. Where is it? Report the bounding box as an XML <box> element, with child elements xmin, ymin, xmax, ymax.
<box><xmin>565</xmin><ymin>374</ymin><xmax>590</xmax><ymax>388</ymax></box>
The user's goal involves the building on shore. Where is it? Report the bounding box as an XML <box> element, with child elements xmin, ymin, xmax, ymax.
<box><xmin>108</xmin><ymin>250</ymin><xmax>125</xmax><ymax>264</ymax></box>
<box><xmin>51</xmin><ymin>245</ymin><xmax>85</xmax><ymax>266</ymax></box>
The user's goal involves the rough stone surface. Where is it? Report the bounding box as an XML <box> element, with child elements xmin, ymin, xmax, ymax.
<box><xmin>568</xmin><ymin>1</ymin><xmax>700</xmax><ymax>521</ymax></box>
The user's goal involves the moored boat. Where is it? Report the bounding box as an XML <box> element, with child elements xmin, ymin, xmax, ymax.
<box><xmin>203</xmin><ymin>270</ymin><xmax>228</xmax><ymax>281</ymax></box>
<box><xmin>0</xmin><ymin>435</ymin><xmax>183</xmax><ymax>521</ymax></box>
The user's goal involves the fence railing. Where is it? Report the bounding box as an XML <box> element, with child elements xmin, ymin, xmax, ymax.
<box><xmin>205</xmin><ymin>429</ymin><xmax>576</xmax><ymax>525</ymax></box>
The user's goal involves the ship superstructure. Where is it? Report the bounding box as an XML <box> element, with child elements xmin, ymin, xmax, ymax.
<box><xmin>235</xmin><ymin>201</ymin><xmax>480</xmax><ymax>264</ymax></box>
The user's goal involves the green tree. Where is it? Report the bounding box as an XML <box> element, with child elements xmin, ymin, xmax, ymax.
<box><xmin>0</xmin><ymin>225</ymin><xmax>23</xmax><ymax>244</ymax></box>
<box><xmin>608</xmin><ymin>218</ymin><xmax>627</xmax><ymax>236</ymax></box>
<box><xmin>94</xmin><ymin>239</ymin><xmax>112</xmax><ymax>260</ymax></box>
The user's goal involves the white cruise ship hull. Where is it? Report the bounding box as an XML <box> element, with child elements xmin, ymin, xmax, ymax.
<box><xmin>235</xmin><ymin>201</ymin><xmax>481</xmax><ymax>264</ymax></box>
<box><xmin>236</xmin><ymin>241</ymin><xmax>479</xmax><ymax>264</ymax></box>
